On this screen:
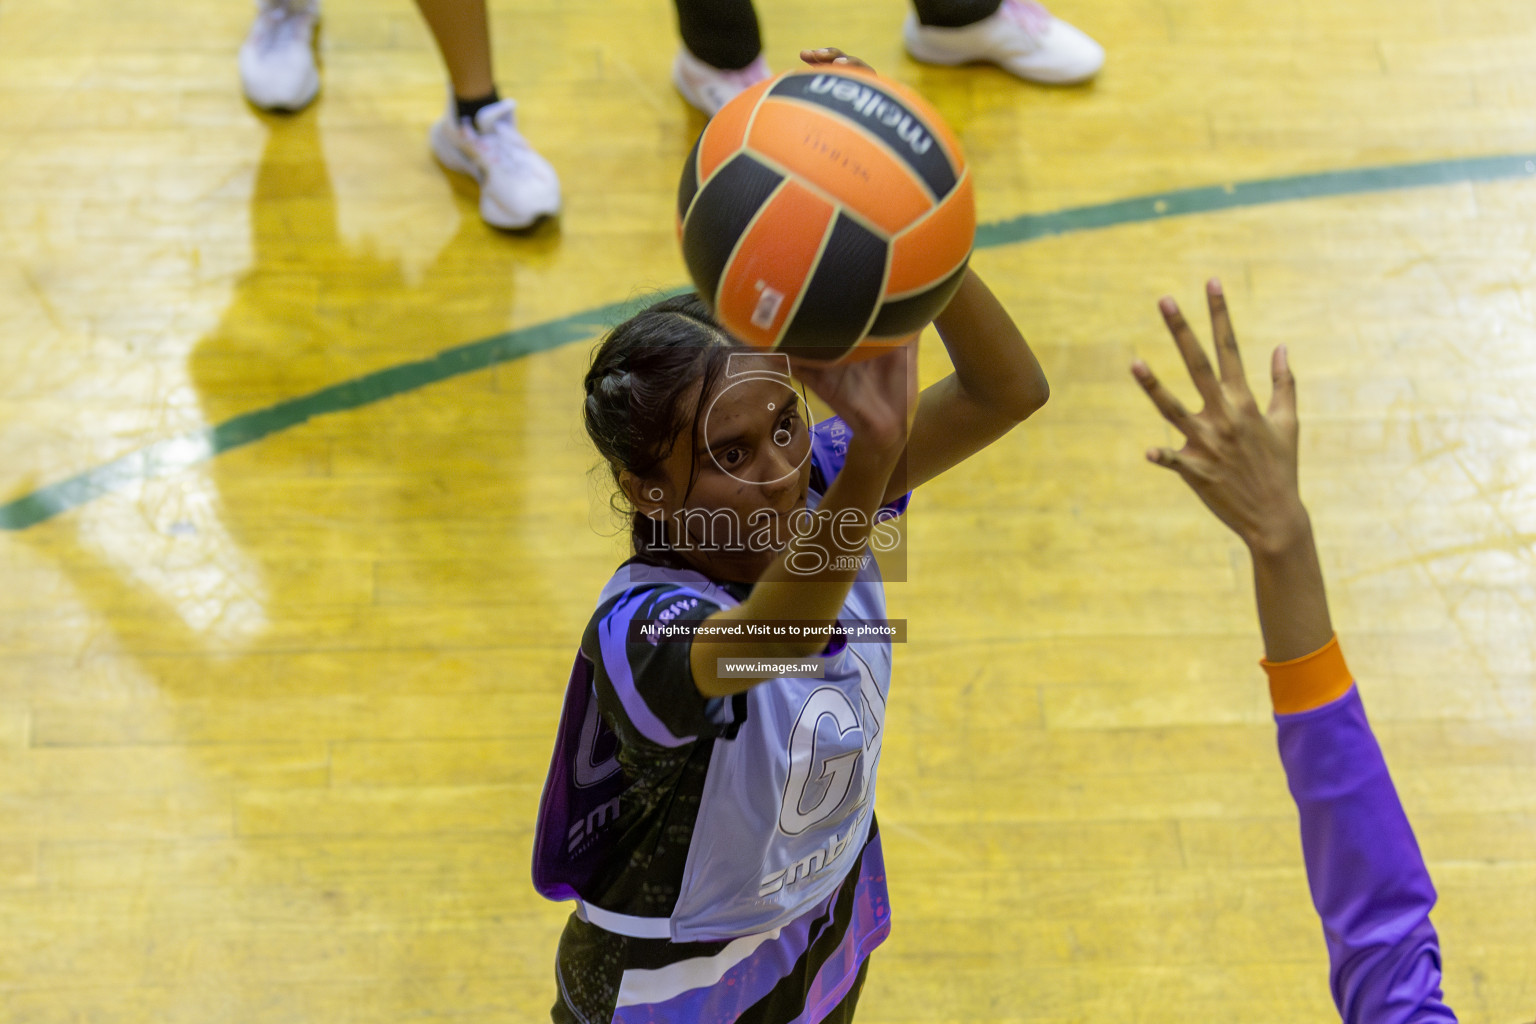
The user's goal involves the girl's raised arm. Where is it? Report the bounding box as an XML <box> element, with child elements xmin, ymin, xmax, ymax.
<box><xmin>690</xmin><ymin>342</ymin><xmax>915</xmax><ymax>698</ymax></box>
<box><xmin>878</xmin><ymin>268</ymin><xmax>1049</xmax><ymax>505</ymax></box>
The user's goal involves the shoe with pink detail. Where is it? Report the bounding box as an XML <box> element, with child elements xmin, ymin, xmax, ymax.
<box><xmin>429</xmin><ymin>97</ymin><xmax>561</xmax><ymax>230</ymax></box>
<box><xmin>239</xmin><ymin>0</ymin><xmax>321</xmax><ymax>111</ymax></box>
<box><xmin>671</xmin><ymin>48</ymin><xmax>774</xmax><ymax>117</ymax></box>
<box><xmin>902</xmin><ymin>0</ymin><xmax>1104</xmax><ymax>84</ymax></box>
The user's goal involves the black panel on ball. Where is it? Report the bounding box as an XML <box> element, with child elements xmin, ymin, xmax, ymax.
<box><xmin>867</xmin><ymin>257</ymin><xmax>970</xmax><ymax>338</ymax></box>
<box><xmin>769</xmin><ymin>72</ymin><xmax>958</xmax><ymax>201</ymax></box>
<box><xmin>676</xmin><ymin>133</ymin><xmax>702</xmax><ymax>221</ymax></box>
<box><xmin>776</xmin><ymin>213</ymin><xmax>887</xmax><ymax>361</ymax></box>
<box><xmin>680</xmin><ymin>154</ymin><xmax>786</xmax><ymax>306</ymax></box>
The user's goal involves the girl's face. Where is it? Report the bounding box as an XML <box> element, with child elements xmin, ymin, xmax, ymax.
<box><xmin>648</xmin><ymin>368</ymin><xmax>815</xmax><ymax>583</ymax></box>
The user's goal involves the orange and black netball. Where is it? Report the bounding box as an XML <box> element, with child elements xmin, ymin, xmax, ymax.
<box><xmin>678</xmin><ymin>65</ymin><xmax>974</xmax><ymax>363</ymax></box>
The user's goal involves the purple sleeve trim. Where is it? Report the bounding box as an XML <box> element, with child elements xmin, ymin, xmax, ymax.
<box><xmin>1276</xmin><ymin>686</ymin><xmax>1456</xmax><ymax>1023</ymax></box>
<box><xmin>810</xmin><ymin>416</ymin><xmax>912</xmax><ymax>516</ymax></box>
<box><xmin>810</xmin><ymin>416</ymin><xmax>853</xmax><ymax>483</ymax></box>
<box><xmin>598</xmin><ymin>589</ymin><xmax>693</xmax><ymax>749</ymax></box>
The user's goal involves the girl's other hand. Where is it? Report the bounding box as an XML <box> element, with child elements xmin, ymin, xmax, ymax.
<box><xmin>799</xmin><ymin>48</ymin><xmax>875</xmax><ymax>73</ymax></box>
<box><xmin>792</xmin><ymin>337</ymin><xmax>918</xmax><ymax>459</ymax></box>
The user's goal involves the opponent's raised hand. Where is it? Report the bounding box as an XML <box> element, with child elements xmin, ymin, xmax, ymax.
<box><xmin>1131</xmin><ymin>279</ymin><xmax>1306</xmax><ymax>556</ymax></box>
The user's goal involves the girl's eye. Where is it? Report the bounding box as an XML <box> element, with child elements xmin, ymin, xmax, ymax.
<box><xmin>722</xmin><ymin>447</ymin><xmax>746</xmax><ymax>466</ymax></box>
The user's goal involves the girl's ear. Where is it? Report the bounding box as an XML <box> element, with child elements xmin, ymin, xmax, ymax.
<box><xmin>620</xmin><ymin>470</ymin><xmax>665</xmax><ymax>520</ymax></box>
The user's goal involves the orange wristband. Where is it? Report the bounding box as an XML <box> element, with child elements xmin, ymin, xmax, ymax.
<box><xmin>1260</xmin><ymin>635</ymin><xmax>1353</xmax><ymax>714</ymax></box>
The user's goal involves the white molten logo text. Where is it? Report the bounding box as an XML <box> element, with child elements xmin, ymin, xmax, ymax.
<box><xmin>805</xmin><ymin>75</ymin><xmax>934</xmax><ymax>157</ymax></box>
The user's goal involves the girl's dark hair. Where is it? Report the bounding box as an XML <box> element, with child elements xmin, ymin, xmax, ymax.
<box><xmin>583</xmin><ymin>292</ymin><xmax>733</xmax><ymax>563</ymax></box>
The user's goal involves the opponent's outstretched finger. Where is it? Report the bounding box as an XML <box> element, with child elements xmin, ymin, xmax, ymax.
<box><xmin>1268</xmin><ymin>343</ymin><xmax>1297</xmax><ymax>425</ymax></box>
<box><xmin>1144</xmin><ymin>447</ymin><xmax>1209</xmax><ymax>484</ymax></box>
<box><xmin>1146</xmin><ymin>446</ymin><xmax>1222</xmax><ymax>493</ymax></box>
<box><xmin>1206</xmin><ymin>278</ymin><xmax>1249</xmax><ymax>394</ymax></box>
<box><xmin>1159</xmin><ymin>297</ymin><xmax>1223</xmax><ymax>407</ymax></box>
<box><xmin>1131</xmin><ymin>359</ymin><xmax>1195</xmax><ymax>436</ymax></box>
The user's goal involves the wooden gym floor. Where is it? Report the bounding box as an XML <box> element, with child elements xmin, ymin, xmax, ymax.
<box><xmin>2</xmin><ymin>0</ymin><xmax>1534</xmax><ymax>1020</ymax></box>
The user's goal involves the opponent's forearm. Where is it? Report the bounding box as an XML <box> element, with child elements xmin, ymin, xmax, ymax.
<box><xmin>1249</xmin><ymin>510</ymin><xmax>1334</xmax><ymax>664</ymax></box>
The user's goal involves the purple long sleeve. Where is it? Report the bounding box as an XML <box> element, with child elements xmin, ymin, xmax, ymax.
<box><xmin>1276</xmin><ymin>685</ymin><xmax>1456</xmax><ymax>1023</ymax></box>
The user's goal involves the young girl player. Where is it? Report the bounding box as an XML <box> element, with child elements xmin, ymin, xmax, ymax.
<box><xmin>533</xmin><ymin>52</ymin><xmax>1048</xmax><ymax>1023</ymax></box>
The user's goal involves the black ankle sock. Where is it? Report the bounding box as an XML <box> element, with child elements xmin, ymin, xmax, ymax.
<box><xmin>674</xmin><ymin>0</ymin><xmax>762</xmax><ymax>70</ymax></box>
<box><xmin>913</xmin><ymin>0</ymin><xmax>1003</xmax><ymax>27</ymax></box>
<box><xmin>455</xmin><ymin>90</ymin><xmax>500</xmax><ymax>123</ymax></box>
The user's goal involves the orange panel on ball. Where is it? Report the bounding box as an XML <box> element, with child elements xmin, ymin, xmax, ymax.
<box><xmin>699</xmin><ymin>77</ymin><xmax>774</xmax><ymax>183</ymax></box>
<box><xmin>746</xmin><ymin>100</ymin><xmax>930</xmax><ymax>236</ymax></box>
<box><xmin>886</xmin><ymin>170</ymin><xmax>975</xmax><ymax>298</ymax></box>
<box><xmin>715</xmin><ymin>181</ymin><xmax>837</xmax><ymax>349</ymax></box>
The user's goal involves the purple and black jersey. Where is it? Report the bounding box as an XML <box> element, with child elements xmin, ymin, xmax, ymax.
<box><xmin>534</xmin><ymin>416</ymin><xmax>908</xmax><ymax>1022</ymax></box>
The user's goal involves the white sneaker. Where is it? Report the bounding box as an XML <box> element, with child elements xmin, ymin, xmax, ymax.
<box><xmin>902</xmin><ymin>0</ymin><xmax>1104</xmax><ymax>84</ymax></box>
<box><xmin>430</xmin><ymin>98</ymin><xmax>561</xmax><ymax>230</ymax></box>
<box><xmin>239</xmin><ymin>0</ymin><xmax>321</xmax><ymax>111</ymax></box>
<box><xmin>671</xmin><ymin>48</ymin><xmax>773</xmax><ymax>117</ymax></box>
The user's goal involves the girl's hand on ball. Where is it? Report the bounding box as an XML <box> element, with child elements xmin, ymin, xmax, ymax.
<box><xmin>792</xmin><ymin>338</ymin><xmax>918</xmax><ymax>460</ymax></box>
<box><xmin>799</xmin><ymin>48</ymin><xmax>875</xmax><ymax>73</ymax></box>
